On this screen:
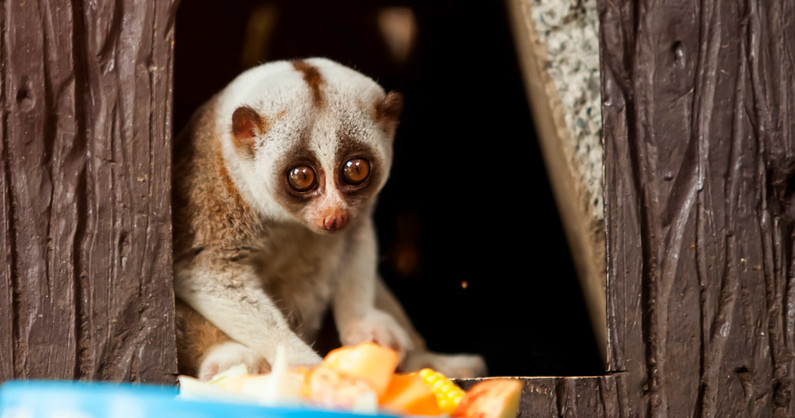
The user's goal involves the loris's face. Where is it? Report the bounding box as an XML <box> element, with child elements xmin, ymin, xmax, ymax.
<box><xmin>266</xmin><ymin>116</ymin><xmax>392</xmax><ymax>234</ymax></box>
<box><xmin>219</xmin><ymin>59</ymin><xmax>402</xmax><ymax>234</ymax></box>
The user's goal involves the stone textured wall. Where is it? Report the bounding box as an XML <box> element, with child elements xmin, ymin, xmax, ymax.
<box><xmin>529</xmin><ymin>0</ymin><xmax>603</xmax><ymax>220</ymax></box>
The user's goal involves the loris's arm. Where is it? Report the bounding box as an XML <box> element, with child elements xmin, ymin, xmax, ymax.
<box><xmin>333</xmin><ymin>218</ymin><xmax>413</xmax><ymax>358</ymax></box>
<box><xmin>174</xmin><ymin>250</ymin><xmax>322</xmax><ymax>367</ymax></box>
<box><xmin>374</xmin><ymin>277</ymin><xmax>427</xmax><ymax>352</ymax></box>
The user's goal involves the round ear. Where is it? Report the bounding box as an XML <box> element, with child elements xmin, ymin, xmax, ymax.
<box><xmin>231</xmin><ymin>106</ymin><xmax>267</xmax><ymax>155</ymax></box>
<box><xmin>375</xmin><ymin>91</ymin><xmax>404</xmax><ymax>128</ymax></box>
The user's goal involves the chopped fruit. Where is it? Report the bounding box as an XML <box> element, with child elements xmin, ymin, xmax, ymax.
<box><xmin>216</xmin><ymin>374</ymin><xmax>250</xmax><ymax>393</ymax></box>
<box><xmin>322</xmin><ymin>342</ymin><xmax>399</xmax><ymax>397</ymax></box>
<box><xmin>177</xmin><ymin>375</ymin><xmax>256</xmax><ymax>403</ymax></box>
<box><xmin>452</xmin><ymin>379</ymin><xmax>522</xmax><ymax>418</ymax></box>
<box><xmin>209</xmin><ymin>365</ymin><xmax>255</xmax><ymax>393</ymax></box>
<box><xmin>380</xmin><ymin>373</ymin><xmax>441</xmax><ymax>416</ymax></box>
<box><xmin>237</xmin><ymin>345</ymin><xmax>304</xmax><ymax>406</ymax></box>
<box><xmin>302</xmin><ymin>365</ymin><xmax>379</xmax><ymax>414</ymax></box>
<box><xmin>178</xmin><ymin>343</ymin><xmax>517</xmax><ymax>417</ymax></box>
<box><xmin>418</xmin><ymin>368</ymin><xmax>466</xmax><ymax>414</ymax></box>
<box><xmin>208</xmin><ymin>364</ymin><xmax>248</xmax><ymax>385</ymax></box>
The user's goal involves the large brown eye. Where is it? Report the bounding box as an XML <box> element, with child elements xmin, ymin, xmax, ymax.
<box><xmin>288</xmin><ymin>166</ymin><xmax>317</xmax><ymax>192</ymax></box>
<box><xmin>342</xmin><ymin>158</ymin><xmax>370</xmax><ymax>185</ymax></box>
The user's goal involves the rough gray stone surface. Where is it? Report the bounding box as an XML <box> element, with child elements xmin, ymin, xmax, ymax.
<box><xmin>529</xmin><ymin>0</ymin><xmax>603</xmax><ymax>220</ymax></box>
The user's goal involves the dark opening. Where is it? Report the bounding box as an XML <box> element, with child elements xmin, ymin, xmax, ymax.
<box><xmin>174</xmin><ymin>0</ymin><xmax>603</xmax><ymax>376</ymax></box>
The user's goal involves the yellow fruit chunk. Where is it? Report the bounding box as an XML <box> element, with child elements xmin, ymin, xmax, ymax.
<box><xmin>418</xmin><ymin>368</ymin><xmax>466</xmax><ymax>414</ymax></box>
<box><xmin>322</xmin><ymin>342</ymin><xmax>399</xmax><ymax>397</ymax></box>
<box><xmin>452</xmin><ymin>379</ymin><xmax>522</xmax><ymax>418</ymax></box>
<box><xmin>380</xmin><ymin>373</ymin><xmax>442</xmax><ymax>416</ymax></box>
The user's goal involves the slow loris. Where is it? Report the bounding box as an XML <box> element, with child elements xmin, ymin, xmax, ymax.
<box><xmin>173</xmin><ymin>58</ymin><xmax>486</xmax><ymax>381</ymax></box>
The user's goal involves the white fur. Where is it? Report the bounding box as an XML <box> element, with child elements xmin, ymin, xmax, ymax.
<box><xmin>198</xmin><ymin>341</ymin><xmax>268</xmax><ymax>381</ymax></box>
<box><xmin>216</xmin><ymin>58</ymin><xmax>392</xmax><ymax>224</ymax></box>
<box><xmin>175</xmin><ymin>261</ymin><xmax>324</xmax><ymax>369</ymax></box>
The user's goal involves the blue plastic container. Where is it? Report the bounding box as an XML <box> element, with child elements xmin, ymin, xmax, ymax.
<box><xmin>0</xmin><ymin>380</ymin><xmax>400</xmax><ymax>418</ymax></box>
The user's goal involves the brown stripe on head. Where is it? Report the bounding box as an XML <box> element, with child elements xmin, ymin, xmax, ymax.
<box><xmin>292</xmin><ymin>60</ymin><xmax>325</xmax><ymax>107</ymax></box>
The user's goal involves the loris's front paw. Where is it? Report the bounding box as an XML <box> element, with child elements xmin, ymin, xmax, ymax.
<box><xmin>198</xmin><ymin>341</ymin><xmax>270</xmax><ymax>381</ymax></box>
<box><xmin>283</xmin><ymin>345</ymin><xmax>323</xmax><ymax>369</ymax></box>
<box><xmin>401</xmin><ymin>351</ymin><xmax>488</xmax><ymax>379</ymax></box>
<box><xmin>339</xmin><ymin>309</ymin><xmax>413</xmax><ymax>360</ymax></box>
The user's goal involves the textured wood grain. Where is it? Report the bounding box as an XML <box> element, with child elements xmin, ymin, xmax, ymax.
<box><xmin>0</xmin><ymin>0</ymin><xmax>177</xmax><ymax>382</ymax></box>
<box><xmin>599</xmin><ymin>0</ymin><xmax>795</xmax><ymax>416</ymax></box>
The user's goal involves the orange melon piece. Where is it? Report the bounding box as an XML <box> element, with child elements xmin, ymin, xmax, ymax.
<box><xmin>380</xmin><ymin>373</ymin><xmax>442</xmax><ymax>416</ymax></box>
<box><xmin>452</xmin><ymin>379</ymin><xmax>522</xmax><ymax>418</ymax></box>
<box><xmin>322</xmin><ymin>342</ymin><xmax>399</xmax><ymax>397</ymax></box>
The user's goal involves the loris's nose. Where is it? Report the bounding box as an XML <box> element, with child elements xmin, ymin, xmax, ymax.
<box><xmin>320</xmin><ymin>210</ymin><xmax>349</xmax><ymax>232</ymax></box>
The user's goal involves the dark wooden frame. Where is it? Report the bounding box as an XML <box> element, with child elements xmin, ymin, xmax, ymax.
<box><xmin>0</xmin><ymin>1</ymin><xmax>178</xmax><ymax>381</ymax></box>
<box><xmin>599</xmin><ymin>0</ymin><xmax>794</xmax><ymax>415</ymax></box>
<box><xmin>1</xmin><ymin>0</ymin><xmax>793</xmax><ymax>416</ymax></box>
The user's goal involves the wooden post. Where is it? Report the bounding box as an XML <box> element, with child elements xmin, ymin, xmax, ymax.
<box><xmin>499</xmin><ymin>0</ymin><xmax>795</xmax><ymax>415</ymax></box>
<box><xmin>0</xmin><ymin>0</ymin><xmax>178</xmax><ymax>382</ymax></box>
<box><xmin>600</xmin><ymin>0</ymin><xmax>795</xmax><ymax>416</ymax></box>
